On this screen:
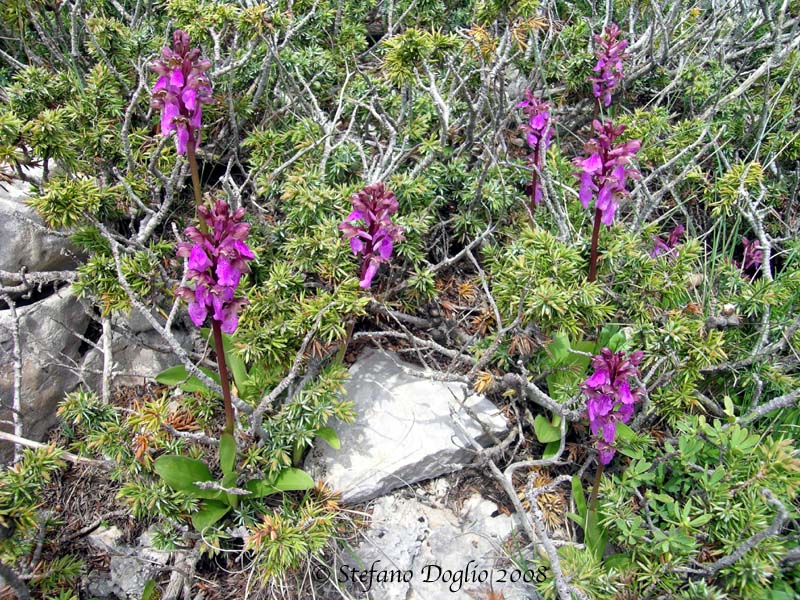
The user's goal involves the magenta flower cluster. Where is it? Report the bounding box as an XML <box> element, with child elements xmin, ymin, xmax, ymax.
<box><xmin>517</xmin><ymin>91</ymin><xmax>554</xmax><ymax>206</ymax></box>
<box><xmin>736</xmin><ymin>236</ymin><xmax>763</xmax><ymax>273</ymax></box>
<box><xmin>339</xmin><ymin>183</ymin><xmax>405</xmax><ymax>289</ymax></box>
<box><xmin>175</xmin><ymin>200</ymin><xmax>254</xmax><ymax>333</ymax></box>
<box><xmin>150</xmin><ymin>30</ymin><xmax>213</xmax><ymax>155</ymax></box>
<box><xmin>651</xmin><ymin>224</ymin><xmax>685</xmax><ymax>258</ymax></box>
<box><xmin>583</xmin><ymin>348</ymin><xmax>644</xmax><ymax>465</ymax></box>
<box><xmin>574</xmin><ymin>120</ymin><xmax>641</xmax><ymax>226</ymax></box>
<box><xmin>590</xmin><ymin>23</ymin><xmax>629</xmax><ymax>108</ymax></box>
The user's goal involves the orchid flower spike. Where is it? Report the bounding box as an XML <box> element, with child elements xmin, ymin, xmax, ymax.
<box><xmin>150</xmin><ymin>30</ymin><xmax>214</xmax><ymax>155</ymax></box>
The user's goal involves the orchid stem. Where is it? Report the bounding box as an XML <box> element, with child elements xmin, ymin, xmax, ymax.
<box><xmin>292</xmin><ymin>441</ymin><xmax>304</xmax><ymax>467</ymax></box>
<box><xmin>337</xmin><ymin>320</ymin><xmax>355</xmax><ymax>364</ymax></box>
<box><xmin>589</xmin><ymin>461</ymin><xmax>605</xmax><ymax>513</ymax></box>
<box><xmin>186</xmin><ymin>140</ymin><xmax>208</xmax><ymax>234</ymax></box>
<box><xmin>527</xmin><ymin>170</ymin><xmax>539</xmax><ymax>227</ymax></box>
<box><xmin>211</xmin><ymin>319</ymin><xmax>235</xmax><ymax>435</ymax></box>
<box><xmin>588</xmin><ymin>207</ymin><xmax>602</xmax><ymax>282</ymax></box>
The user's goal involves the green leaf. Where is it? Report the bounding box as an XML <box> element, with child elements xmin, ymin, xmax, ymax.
<box><xmin>572</xmin><ymin>475</ymin><xmax>587</xmax><ymax>519</ymax></box>
<box><xmin>246</xmin><ymin>468</ymin><xmax>316</xmax><ymax>498</ymax></box>
<box><xmin>154</xmin><ymin>455</ymin><xmax>218</xmax><ymax>499</ymax></box>
<box><xmin>598</xmin><ymin>325</ymin><xmax>620</xmax><ymax>349</ymax></box>
<box><xmin>615</xmin><ymin>421</ymin><xmax>635</xmax><ymax>442</ymax></box>
<box><xmin>316</xmin><ymin>427</ymin><xmax>341</xmax><ymax>449</ymax></box>
<box><xmin>585</xmin><ymin>509</ymin><xmax>608</xmax><ymax>562</ymax></box>
<box><xmin>649</xmin><ymin>492</ymin><xmax>674</xmax><ymax>505</ymax></box>
<box><xmin>155</xmin><ymin>365</ymin><xmax>221</xmax><ymax>395</ymax></box>
<box><xmin>273</xmin><ymin>468</ymin><xmax>315</xmax><ymax>491</ymax></box>
<box><xmin>542</xmin><ymin>440</ymin><xmax>560</xmax><ymax>459</ymax></box>
<box><xmin>618</xmin><ymin>444</ymin><xmax>643</xmax><ymax>459</ymax></box>
<box><xmin>607</xmin><ymin>330</ymin><xmax>627</xmax><ymax>351</ymax></box>
<box><xmin>245</xmin><ymin>478</ymin><xmax>279</xmax><ymax>498</ymax></box>
<box><xmin>709</xmin><ymin>466</ymin><xmax>726</xmax><ymax>486</ymax></box>
<box><xmin>141</xmin><ymin>579</ymin><xmax>156</xmax><ymax>600</ymax></box>
<box><xmin>222</xmin><ymin>471</ymin><xmax>239</xmax><ymax>508</ymax></box>
<box><xmin>221</xmin><ymin>333</ymin><xmax>249</xmax><ymax>394</ymax></box>
<box><xmin>723</xmin><ymin>395</ymin><xmax>736</xmax><ymax>421</ymax></box>
<box><xmin>192</xmin><ymin>500</ymin><xmax>231</xmax><ymax>531</ymax></box>
<box><xmin>533</xmin><ymin>414</ymin><xmax>561</xmax><ymax>443</ymax></box>
<box><xmin>690</xmin><ymin>513</ymin><xmax>714</xmax><ymax>527</ymax></box>
<box><xmin>573</xmin><ymin>340</ymin><xmax>598</xmax><ymax>356</ymax></box>
<box><xmin>566</xmin><ymin>512</ymin><xmax>584</xmax><ymax>527</ymax></box>
<box><xmin>769</xmin><ymin>582</ymin><xmax>796</xmax><ymax>600</ymax></box>
<box><xmin>547</xmin><ymin>333</ymin><xmax>570</xmax><ymax>365</ymax></box>
<box><xmin>156</xmin><ymin>365</ymin><xmax>192</xmax><ymax>386</ymax></box>
<box><xmin>219</xmin><ymin>433</ymin><xmax>236</xmax><ymax>476</ymax></box>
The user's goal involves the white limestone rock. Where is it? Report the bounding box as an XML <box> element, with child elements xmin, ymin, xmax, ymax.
<box><xmin>354</xmin><ymin>493</ymin><xmax>540</xmax><ymax>600</ymax></box>
<box><xmin>305</xmin><ymin>349</ymin><xmax>508</xmax><ymax>504</ymax></box>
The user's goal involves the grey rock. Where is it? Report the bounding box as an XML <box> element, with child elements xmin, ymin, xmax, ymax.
<box><xmin>88</xmin><ymin>525</ymin><xmax>124</xmax><ymax>553</ymax></box>
<box><xmin>86</xmin><ymin>574</ymin><xmax>119</xmax><ymax>599</ymax></box>
<box><xmin>108</xmin><ymin>528</ymin><xmax>170</xmax><ymax>599</ymax></box>
<box><xmin>0</xmin><ymin>170</ymin><xmax>79</xmax><ymax>284</ymax></box>
<box><xmin>81</xmin><ymin>328</ymin><xmax>191</xmax><ymax>390</ymax></box>
<box><xmin>86</xmin><ymin>525</ymin><xmax>170</xmax><ymax>599</ymax></box>
<box><xmin>114</xmin><ymin>306</ymin><xmax>159</xmax><ymax>334</ymax></box>
<box><xmin>356</xmin><ymin>494</ymin><xmax>428</xmax><ymax>599</ymax></box>
<box><xmin>305</xmin><ymin>349</ymin><xmax>508</xmax><ymax>504</ymax></box>
<box><xmin>0</xmin><ymin>287</ymin><xmax>91</xmax><ymax>456</ymax></box>
<box><xmin>355</xmin><ymin>493</ymin><xmax>539</xmax><ymax>600</ymax></box>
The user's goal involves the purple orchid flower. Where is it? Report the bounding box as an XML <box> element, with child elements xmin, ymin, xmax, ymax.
<box><xmin>650</xmin><ymin>224</ymin><xmax>685</xmax><ymax>258</ymax></box>
<box><xmin>339</xmin><ymin>183</ymin><xmax>405</xmax><ymax>289</ymax></box>
<box><xmin>735</xmin><ymin>237</ymin><xmax>763</xmax><ymax>274</ymax></box>
<box><xmin>590</xmin><ymin>23</ymin><xmax>629</xmax><ymax>108</ymax></box>
<box><xmin>574</xmin><ymin>120</ymin><xmax>641</xmax><ymax>226</ymax></box>
<box><xmin>583</xmin><ymin>348</ymin><xmax>644</xmax><ymax>464</ymax></box>
<box><xmin>175</xmin><ymin>200</ymin><xmax>254</xmax><ymax>333</ymax></box>
<box><xmin>517</xmin><ymin>90</ymin><xmax>554</xmax><ymax>206</ymax></box>
<box><xmin>150</xmin><ymin>30</ymin><xmax>213</xmax><ymax>155</ymax></box>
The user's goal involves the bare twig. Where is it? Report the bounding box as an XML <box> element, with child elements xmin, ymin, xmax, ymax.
<box><xmin>0</xmin><ymin>560</ymin><xmax>31</xmax><ymax>600</ymax></box>
<box><xmin>0</xmin><ymin>431</ymin><xmax>110</xmax><ymax>468</ymax></box>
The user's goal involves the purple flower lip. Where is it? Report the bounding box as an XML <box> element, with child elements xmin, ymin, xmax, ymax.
<box><xmin>339</xmin><ymin>183</ymin><xmax>405</xmax><ymax>289</ymax></box>
<box><xmin>735</xmin><ymin>236</ymin><xmax>763</xmax><ymax>274</ymax></box>
<box><xmin>650</xmin><ymin>224</ymin><xmax>685</xmax><ymax>258</ymax></box>
<box><xmin>176</xmin><ymin>200</ymin><xmax>254</xmax><ymax>334</ymax></box>
<box><xmin>583</xmin><ymin>348</ymin><xmax>644</xmax><ymax>464</ymax></box>
<box><xmin>150</xmin><ymin>30</ymin><xmax>214</xmax><ymax>155</ymax></box>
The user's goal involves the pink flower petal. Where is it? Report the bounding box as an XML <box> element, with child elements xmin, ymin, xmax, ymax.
<box><xmin>216</xmin><ymin>259</ymin><xmax>241</xmax><ymax>287</ymax></box>
<box><xmin>585</xmin><ymin>369</ymin><xmax>609</xmax><ymax>387</ymax></box>
<box><xmin>359</xmin><ymin>260</ymin><xmax>379</xmax><ymax>289</ymax></box>
<box><xmin>176</xmin><ymin>125</ymin><xmax>190</xmax><ymax>155</ymax></box>
<box><xmin>220</xmin><ymin>309</ymin><xmax>239</xmax><ymax>334</ymax></box>
<box><xmin>188</xmin><ymin>301</ymin><xmax>207</xmax><ymax>327</ymax></box>
<box><xmin>161</xmin><ymin>101</ymin><xmax>179</xmax><ymax>134</ymax></box>
<box><xmin>583</xmin><ymin>153</ymin><xmax>603</xmax><ymax>172</ymax></box>
<box><xmin>350</xmin><ymin>237</ymin><xmax>364</xmax><ymax>254</ymax></box>
<box><xmin>183</xmin><ymin>87</ymin><xmax>197</xmax><ymax>111</ymax></box>
<box><xmin>188</xmin><ymin>245</ymin><xmax>212</xmax><ymax>272</ymax></box>
<box><xmin>170</xmin><ymin>68</ymin><xmax>185</xmax><ymax>87</ymax></box>
<box><xmin>233</xmin><ymin>239</ymin><xmax>254</xmax><ymax>260</ymax></box>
